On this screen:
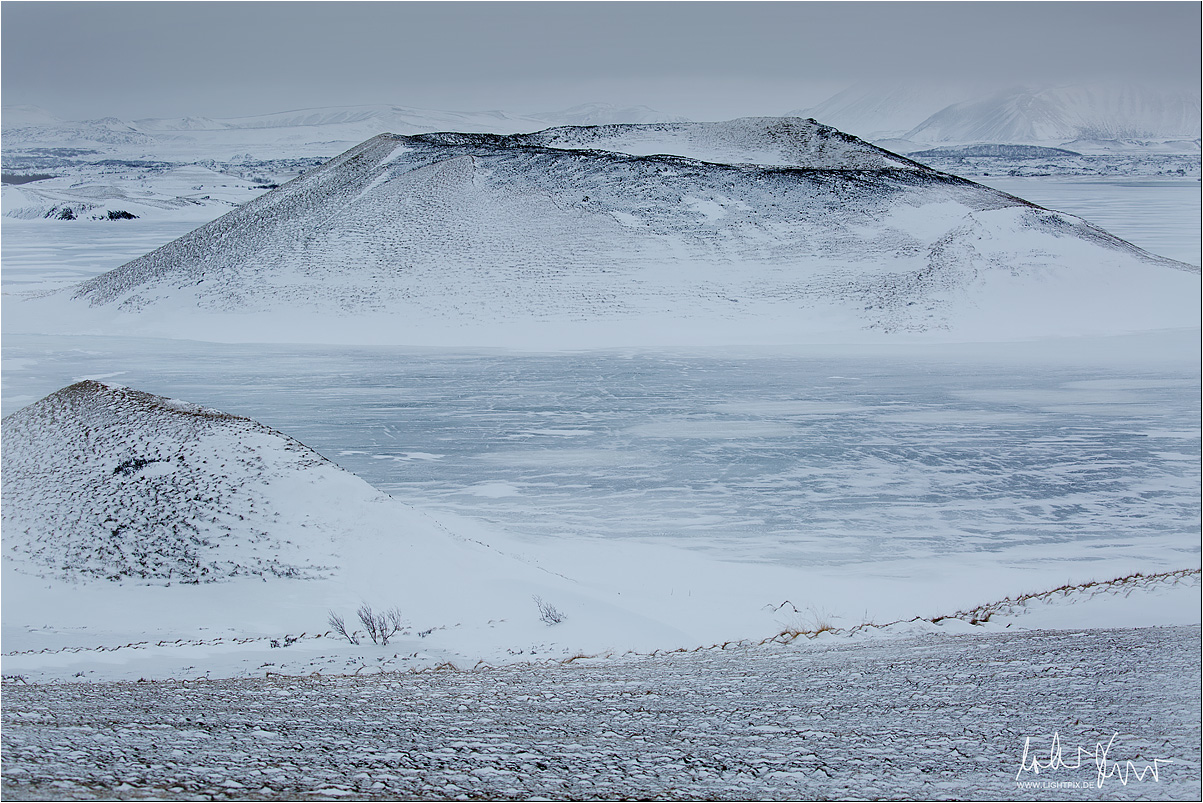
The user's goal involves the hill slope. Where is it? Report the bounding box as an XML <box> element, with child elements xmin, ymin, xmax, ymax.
<box><xmin>12</xmin><ymin>118</ymin><xmax>1198</xmax><ymax>345</ymax></box>
<box><xmin>1</xmin><ymin>381</ymin><xmax>369</xmax><ymax>582</ymax></box>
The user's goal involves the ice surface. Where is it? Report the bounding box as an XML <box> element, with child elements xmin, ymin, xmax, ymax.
<box><xmin>3</xmin><ymin>335</ymin><xmax>1198</xmax><ymax>573</ymax></box>
<box><xmin>0</xmin><ymin>219</ymin><xmax>203</xmax><ymax>293</ymax></box>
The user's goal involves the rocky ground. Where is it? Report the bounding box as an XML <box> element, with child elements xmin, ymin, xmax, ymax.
<box><xmin>3</xmin><ymin>625</ymin><xmax>1199</xmax><ymax>800</ymax></box>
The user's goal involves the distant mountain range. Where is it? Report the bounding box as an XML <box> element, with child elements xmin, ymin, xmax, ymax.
<box><xmin>6</xmin><ymin>83</ymin><xmax>1199</xmax><ymax>162</ymax></box>
<box><xmin>6</xmin><ymin>117</ymin><xmax>1191</xmax><ymax>346</ymax></box>
<box><xmin>904</xmin><ymin>85</ymin><xmax>1201</xmax><ymax>147</ymax></box>
<box><xmin>532</xmin><ymin>103</ymin><xmax>691</xmax><ymax>127</ymax></box>
<box><xmin>794</xmin><ymin>83</ymin><xmax>1201</xmax><ymax>152</ymax></box>
<box><xmin>792</xmin><ymin>83</ymin><xmax>982</xmax><ymax>142</ymax></box>
<box><xmin>0</xmin><ymin>102</ymin><xmax>692</xmax><ymax>160</ymax></box>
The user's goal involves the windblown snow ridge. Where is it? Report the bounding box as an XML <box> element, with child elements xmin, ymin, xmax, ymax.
<box><xmin>1</xmin><ymin>381</ymin><xmax>372</xmax><ymax>583</ymax></box>
<box><xmin>769</xmin><ymin>569</ymin><xmax>1202</xmax><ymax>643</ymax></box>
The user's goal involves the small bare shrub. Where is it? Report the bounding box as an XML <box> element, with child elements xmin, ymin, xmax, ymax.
<box><xmin>327</xmin><ymin>610</ymin><xmax>359</xmax><ymax>645</ymax></box>
<box><xmin>357</xmin><ymin>603</ymin><xmax>404</xmax><ymax>645</ymax></box>
<box><xmin>533</xmin><ymin>595</ymin><xmax>565</xmax><ymax>625</ymax></box>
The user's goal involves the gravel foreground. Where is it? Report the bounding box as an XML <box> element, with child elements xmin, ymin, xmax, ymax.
<box><xmin>3</xmin><ymin>626</ymin><xmax>1199</xmax><ymax>801</ymax></box>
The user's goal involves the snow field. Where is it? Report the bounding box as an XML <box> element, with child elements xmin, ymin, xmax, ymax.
<box><xmin>3</xmin><ymin>626</ymin><xmax>1199</xmax><ymax>800</ymax></box>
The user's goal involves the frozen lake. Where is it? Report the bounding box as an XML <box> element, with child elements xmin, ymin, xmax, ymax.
<box><xmin>976</xmin><ymin>176</ymin><xmax>1200</xmax><ymax>266</ymax></box>
<box><xmin>0</xmin><ymin>219</ymin><xmax>203</xmax><ymax>293</ymax></box>
<box><xmin>3</xmin><ymin>335</ymin><xmax>1198</xmax><ymax>568</ymax></box>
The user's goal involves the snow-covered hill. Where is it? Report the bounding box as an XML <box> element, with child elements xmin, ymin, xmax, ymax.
<box><xmin>2</xmin><ymin>380</ymin><xmax>1197</xmax><ymax>683</ymax></box>
<box><xmin>9</xmin><ymin>118</ymin><xmax>1189</xmax><ymax>345</ymax></box>
<box><xmin>0</xmin><ymin>105</ymin><xmax>63</xmax><ymax>129</ymax></box>
<box><xmin>1</xmin><ymin>116</ymin><xmax>158</xmax><ymax>150</ymax></box>
<box><xmin>3</xmin><ymin>380</ymin><xmax>612</xmax><ymax>607</ymax></box>
<box><xmin>1</xmin><ymin>380</ymin><xmax>373</xmax><ymax>582</ymax></box>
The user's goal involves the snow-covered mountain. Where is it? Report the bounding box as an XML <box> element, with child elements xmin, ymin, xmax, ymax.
<box><xmin>1</xmin><ymin>116</ymin><xmax>157</xmax><ymax>149</ymax></box>
<box><xmin>904</xmin><ymin>84</ymin><xmax>1202</xmax><ymax>147</ymax></box>
<box><xmin>795</xmin><ymin>83</ymin><xmax>1202</xmax><ymax>156</ymax></box>
<box><xmin>1</xmin><ymin>104</ymin><xmax>63</xmax><ymax>129</ymax></box>
<box><xmin>793</xmin><ymin>83</ymin><xmax>981</xmax><ymax>141</ymax></box>
<box><xmin>18</xmin><ymin>118</ymin><xmax>1186</xmax><ymax>345</ymax></box>
<box><xmin>907</xmin><ymin>144</ymin><xmax>1083</xmax><ymax>159</ymax></box>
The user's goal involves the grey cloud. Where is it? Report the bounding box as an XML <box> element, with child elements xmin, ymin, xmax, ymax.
<box><xmin>2</xmin><ymin>2</ymin><xmax>1198</xmax><ymax>121</ymax></box>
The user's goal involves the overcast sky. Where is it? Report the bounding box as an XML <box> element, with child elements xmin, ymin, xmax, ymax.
<box><xmin>3</xmin><ymin>1</ymin><xmax>1199</xmax><ymax>121</ymax></box>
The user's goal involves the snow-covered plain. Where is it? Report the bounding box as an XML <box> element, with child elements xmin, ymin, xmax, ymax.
<box><xmin>4</xmin><ymin>626</ymin><xmax>1200</xmax><ymax>801</ymax></box>
<box><xmin>2</xmin><ymin>112</ymin><xmax>1200</xmax><ymax>799</ymax></box>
